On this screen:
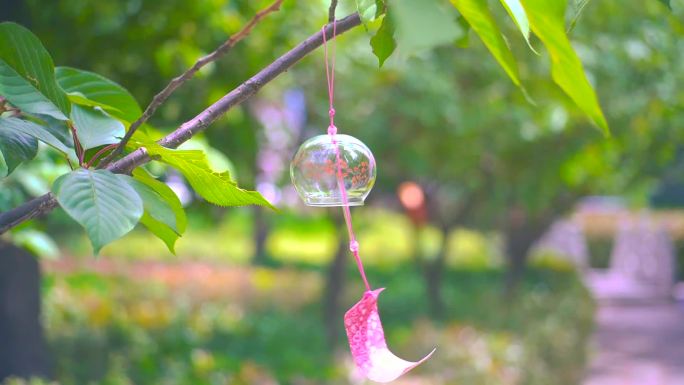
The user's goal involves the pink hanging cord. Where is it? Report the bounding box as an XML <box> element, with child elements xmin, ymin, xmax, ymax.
<box><xmin>322</xmin><ymin>21</ymin><xmax>371</xmax><ymax>292</ymax></box>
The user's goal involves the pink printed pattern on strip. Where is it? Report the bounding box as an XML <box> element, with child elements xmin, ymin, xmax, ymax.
<box><xmin>344</xmin><ymin>288</ymin><xmax>436</xmax><ymax>383</ymax></box>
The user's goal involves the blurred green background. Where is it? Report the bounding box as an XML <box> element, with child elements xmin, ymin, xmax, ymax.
<box><xmin>1</xmin><ymin>0</ymin><xmax>683</xmax><ymax>384</ymax></box>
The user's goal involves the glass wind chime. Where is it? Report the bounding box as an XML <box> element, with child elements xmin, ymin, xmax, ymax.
<box><xmin>290</xmin><ymin>21</ymin><xmax>435</xmax><ymax>383</ymax></box>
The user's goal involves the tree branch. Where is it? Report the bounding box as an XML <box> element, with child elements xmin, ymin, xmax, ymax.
<box><xmin>328</xmin><ymin>0</ymin><xmax>338</xmax><ymax>22</ymax></box>
<box><xmin>0</xmin><ymin>194</ymin><xmax>59</xmax><ymax>234</ymax></box>
<box><xmin>0</xmin><ymin>13</ymin><xmax>362</xmax><ymax>235</ymax></box>
<box><xmin>102</xmin><ymin>0</ymin><xmax>285</xmax><ymax>165</ymax></box>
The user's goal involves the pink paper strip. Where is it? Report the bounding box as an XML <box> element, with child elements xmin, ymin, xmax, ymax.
<box><xmin>344</xmin><ymin>288</ymin><xmax>436</xmax><ymax>383</ymax></box>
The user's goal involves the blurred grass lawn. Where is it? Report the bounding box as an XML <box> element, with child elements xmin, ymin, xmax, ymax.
<box><xmin>65</xmin><ymin>208</ymin><xmax>503</xmax><ymax>270</ymax></box>
<box><xmin>34</xmin><ymin>208</ymin><xmax>593</xmax><ymax>385</ymax></box>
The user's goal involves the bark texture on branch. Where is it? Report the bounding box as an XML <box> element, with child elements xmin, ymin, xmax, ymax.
<box><xmin>328</xmin><ymin>0</ymin><xmax>339</xmax><ymax>22</ymax></box>
<box><xmin>0</xmin><ymin>13</ymin><xmax>362</xmax><ymax>235</ymax></box>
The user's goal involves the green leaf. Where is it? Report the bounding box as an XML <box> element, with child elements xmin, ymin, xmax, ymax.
<box><xmin>0</xmin><ymin>116</ymin><xmax>70</xmax><ymax>154</ymax></box>
<box><xmin>157</xmin><ymin>149</ymin><xmax>274</xmax><ymax>209</ymax></box>
<box><xmin>499</xmin><ymin>0</ymin><xmax>538</xmax><ymax>53</ymax></box>
<box><xmin>392</xmin><ymin>0</ymin><xmax>463</xmax><ymax>54</ymax></box>
<box><xmin>0</xmin><ymin>61</ymin><xmax>67</xmax><ymax>120</ymax></box>
<box><xmin>178</xmin><ymin>136</ymin><xmax>236</xmax><ymax>176</ymax></box>
<box><xmin>118</xmin><ymin>173</ymin><xmax>183</xmax><ymax>254</ymax></box>
<box><xmin>521</xmin><ymin>0</ymin><xmax>609</xmax><ymax>134</ymax></box>
<box><xmin>118</xmin><ymin>174</ymin><xmax>178</xmax><ymax>233</ymax></box>
<box><xmin>0</xmin><ymin>22</ymin><xmax>70</xmax><ymax>119</ymax></box>
<box><xmin>658</xmin><ymin>0</ymin><xmax>671</xmax><ymax>10</ymax></box>
<box><xmin>66</xmin><ymin>92</ymin><xmax>125</xmax><ymax>117</ymax></box>
<box><xmin>450</xmin><ymin>0</ymin><xmax>521</xmax><ymax>86</ymax></box>
<box><xmin>140</xmin><ymin>212</ymin><xmax>182</xmax><ymax>254</ymax></box>
<box><xmin>356</xmin><ymin>0</ymin><xmax>380</xmax><ymax>24</ymax></box>
<box><xmin>37</xmin><ymin>114</ymin><xmax>73</xmax><ymax>147</ymax></box>
<box><xmin>370</xmin><ymin>15</ymin><xmax>396</xmax><ymax>67</ymax></box>
<box><xmin>375</xmin><ymin>0</ymin><xmax>386</xmax><ymax>18</ymax></box>
<box><xmin>0</xmin><ymin>151</ymin><xmax>7</xmax><ymax>177</ymax></box>
<box><xmin>140</xmin><ymin>141</ymin><xmax>275</xmax><ymax>209</ymax></box>
<box><xmin>52</xmin><ymin>168</ymin><xmax>143</xmax><ymax>253</ymax></box>
<box><xmin>71</xmin><ymin>104</ymin><xmax>125</xmax><ymax>150</ymax></box>
<box><xmin>0</xmin><ymin>119</ymin><xmax>37</xmax><ymax>176</ymax></box>
<box><xmin>132</xmin><ymin>167</ymin><xmax>186</xmax><ymax>233</ymax></box>
<box><xmin>56</xmin><ymin>67</ymin><xmax>142</xmax><ymax>123</ymax></box>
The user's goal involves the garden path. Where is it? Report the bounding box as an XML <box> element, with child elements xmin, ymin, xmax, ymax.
<box><xmin>583</xmin><ymin>272</ymin><xmax>684</xmax><ymax>385</ymax></box>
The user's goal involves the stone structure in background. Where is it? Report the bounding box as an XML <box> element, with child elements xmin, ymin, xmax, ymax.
<box><xmin>533</xmin><ymin>219</ymin><xmax>589</xmax><ymax>269</ymax></box>
<box><xmin>608</xmin><ymin>216</ymin><xmax>675</xmax><ymax>299</ymax></box>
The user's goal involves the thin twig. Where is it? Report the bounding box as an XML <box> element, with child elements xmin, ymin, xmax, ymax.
<box><xmin>86</xmin><ymin>144</ymin><xmax>117</xmax><ymax>168</ymax></box>
<box><xmin>101</xmin><ymin>0</ymin><xmax>284</xmax><ymax>166</ymax></box>
<box><xmin>328</xmin><ymin>0</ymin><xmax>338</xmax><ymax>22</ymax></box>
<box><xmin>68</xmin><ymin>121</ymin><xmax>84</xmax><ymax>166</ymax></box>
<box><xmin>0</xmin><ymin>13</ymin><xmax>362</xmax><ymax>235</ymax></box>
<box><xmin>64</xmin><ymin>155</ymin><xmax>74</xmax><ymax>170</ymax></box>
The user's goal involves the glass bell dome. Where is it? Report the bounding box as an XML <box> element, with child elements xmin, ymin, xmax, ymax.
<box><xmin>290</xmin><ymin>134</ymin><xmax>376</xmax><ymax>206</ymax></box>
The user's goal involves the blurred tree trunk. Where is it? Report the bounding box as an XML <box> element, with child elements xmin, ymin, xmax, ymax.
<box><xmin>323</xmin><ymin>214</ymin><xmax>347</xmax><ymax>348</ymax></box>
<box><xmin>419</xmin><ymin>186</ymin><xmax>480</xmax><ymax>320</ymax></box>
<box><xmin>503</xmin><ymin>208</ymin><xmax>552</xmax><ymax>295</ymax></box>
<box><xmin>251</xmin><ymin>206</ymin><xmax>269</xmax><ymax>265</ymax></box>
<box><xmin>0</xmin><ymin>242</ymin><xmax>51</xmax><ymax>381</ymax></box>
<box><xmin>423</xmin><ymin>225</ymin><xmax>450</xmax><ymax>319</ymax></box>
<box><xmin>503</xmin><ymin>195</ymin><xmax>579</xmax><ymax>294</ymax></box>
<box><xmin>503</xmin><ymin>221</ymin><xmax>537</xmax><ymax>294</ymax></box>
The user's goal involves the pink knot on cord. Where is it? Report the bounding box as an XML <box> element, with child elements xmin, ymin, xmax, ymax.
<box><xmin>328</xmin><ymin>124</ymin><xmax>337</xmax><ymax>136</ymax></box>
<box><xmin>329</xmin><ymin>108</ymin><xmax>336</xmax><ymax>117</ymax></box>
<box><xmin>349</xmin><ymin>240</ymin><xmax>359</xmax><ymax>253</ymax></box>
